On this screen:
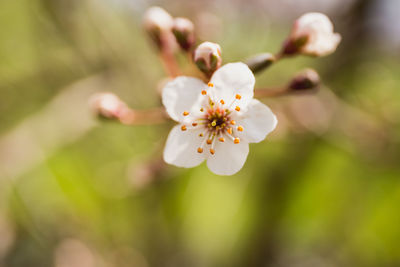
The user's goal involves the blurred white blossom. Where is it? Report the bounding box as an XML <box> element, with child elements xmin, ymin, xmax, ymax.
<box><xmin>162</xmin><ymin>62</ymin><xmax>277</xmax><ymax>175</ymax></box>
<box><xmin>286</xmin><ymin>12</ymin><xmax>341</xmax><ymax>56</ymax></box>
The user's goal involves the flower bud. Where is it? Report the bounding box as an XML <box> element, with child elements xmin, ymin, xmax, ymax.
<box><xmin>245</xmin><ymin>53</ymin><xmax>276</xmax><ymax>74</ymax></box>
<box><xmin>283</xmin><ymin>12</ymin><xmax>341</xmax><ymax>57</ymax></box>
<box><xmin>288</xmin><ymin>69</ymin><xmax>320</xmax><ymax>91</ymax></box>
<box><xmin>89</xmin><ymin>93</ymin><xmax>127</xmax><ymax>120</ymax></box>
<box><xmin>194</xmin><ymin>41</ymin><xmax>222</xmax><ymax>77</ymax></box>
<box><xmin>143</xmin><ymin>6</ymin><xmax>174</xmax><ymax>49</ymax></box>
<box><xmin>172</xmin><ymin>17</ymin><xmax>195</xmax><ymax>51</ymax></box>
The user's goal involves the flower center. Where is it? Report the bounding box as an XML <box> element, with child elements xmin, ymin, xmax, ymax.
<box><xmin>180</xmin><ymin>82</ymin><xmax>244</xmax><ymax>155</ymax></box>
<box><xmin>206</xmin><ymin>107</ymin><xmax>229</xmax><ymax>132</ymax></box>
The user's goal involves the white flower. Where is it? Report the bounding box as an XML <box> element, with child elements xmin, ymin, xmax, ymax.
<box><xmin>172</xmin><ymin>17</ymin><xmax>195</xmax><ymax>51</ymax></box>
<box><xmin>193</xmin><ymin>42</ymin><xmax>222</xmax><ymax>75</ymax></box>
<box><xmin>89</xmin><ymin>92</ymin><xmax>126</xmax><ymax>119</ymax></box>
<box><xmin>290</xmin><ymin>12</ymin><xmax>341</xmax><ymax>56</ymax></box>
<box><xmin>162</xmin><ymin>62</ymin><xmax>277</xmax><ymax>175</ymax></box>
<box><xmin>173</xmin><ymin>17</ymin><xmax>194</xmax><ymax>34</ymax></box>
<box><xmin>143</xmin><ymin>6</ymin><xmax>173</xmax><ymax>33</ymax></box>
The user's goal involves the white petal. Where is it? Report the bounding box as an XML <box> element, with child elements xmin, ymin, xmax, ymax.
<box><xmin>162</xmin><ymin>77</ymin><xmax>206</xmax><ymax>122</ymax></box>
<box><xmin>163</xmin><ymin>125</ymin><xmax>206</xmax><ymax>168</ymax></box>
<box><xmin>296</xmin><ymin>13</ymin><xmax>334</xmax><ymax>33</ymax></box>
<box><xmin>236</xmin><ymin>99</ymin><xmax>277</xmax><ymax>143</ymax></box>
<box><xmin>210</xmin><ymin>62</ymin><xmax>255</xmax><ymax>110</ymax></box>
<box><xmin>206</xmin><ymin>141</ymin><xmax>249</xmax><ymax>176</ymax></box>
<box><xmin>293</xmin><ymin>12</ymin><xmax>341</xmax><ymax>56</ymax></box>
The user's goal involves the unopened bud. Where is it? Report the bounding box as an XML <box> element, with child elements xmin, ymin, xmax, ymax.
<box><xmin>89</xmin><ymin>93</ymin><xmax>127</xmax><ymax>120</ymax></box>
<box><xmin>289</xmin><ymin>69</ymin><xmax>320</xmax><ymax>91</ymax></box>
<box><xmin>194</xmin><ymin>41</ymin><xmax>222</xmax><ymax>77</ymax></box>
<box><xmin>172</xmin><ymin>17</ymin><xmax>195</xmax><ymax>51</ymax></box>
<box><xmin>282</xmin><ymin>12</ymin><xmax>341</xmax><ymax>57</ymax></box>
<box><xmin>245</xmin><ymin>53</ymin><xmax>276</xmax><ymax>74</ymax></box>
<box><xmin>143</xmin><ymin>6</ymin><xmax>174</xmax><ymax>49</ymax></box>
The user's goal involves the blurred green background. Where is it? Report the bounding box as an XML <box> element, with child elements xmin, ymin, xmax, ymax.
<box><xmin>1</xmin><ymin>0</ymin><xmax>400</xmax><ymax>266</ymax></box>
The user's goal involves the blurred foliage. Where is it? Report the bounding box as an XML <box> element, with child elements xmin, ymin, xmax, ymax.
<box><xmin>1</xmin><ymin>0</ymin><xmax>400</xmax><ymax>267</ymax></box>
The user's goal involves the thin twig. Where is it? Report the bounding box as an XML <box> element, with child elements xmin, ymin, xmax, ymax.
<box><xmin>160</xmin><ymin>49</ymin><xmax>180</xmax><ymax>77</ymax></box>
<box><xmin>254</xmin><ymin>87</ymin><xmax>288</xmax><ymax>98</ymax></box>
<box><xmin>118</xmin><ymin>107</ymin><xmax>169</xmax><ymax>125</ymax></box>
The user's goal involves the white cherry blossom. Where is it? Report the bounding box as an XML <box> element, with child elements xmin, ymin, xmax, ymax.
<box><xmin>290</xmin><ymin>12</ymin><xmax>341</xmax><ymax>57</ymax></box>
<box><xmin>193</xmin><ymin>42</ymin><xmax>222</xmax><ymax>76</ymax></box>
<box><xmin>143</xmin><ymin>6</ymin><xmax>173</xmax><ymax>33</ymax></box>
<box><xmin>162</xmin><ymin>62</ymin><xmax>277</xmax><ymax>175</ymax></box>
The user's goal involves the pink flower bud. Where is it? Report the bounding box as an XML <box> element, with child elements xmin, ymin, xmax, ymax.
<box><xmin>289</xmin><ymin>69</ymin><xmax>320</xmax><ymax>91</ymax></box>
<box><xmin>283</xmin><ymin>12</ymin><xmax>341</xmax><ymax>57</ymax></box>
<box><xmin>245</xmin><ymin>53</ymin><xmax>276</xmax><ymax>74</ymax></box>
<box><xmin>172</xmin><ymin>17</ymin><xmax>195</xmax><ymax>51</ymax></box>
<box><xmin>89</xmin><ymin>93</ymin><xmax>126</xmax><ymax>120</ymax></box>
<box><xmin>143</xmin><ymin>7</ymin><xmax>174</xmax><ymax>49</ymax></box>
<box><xmin>194</xmin><ymin>41</ymin><xmax>222</xmax><ymax>77</ymax></box>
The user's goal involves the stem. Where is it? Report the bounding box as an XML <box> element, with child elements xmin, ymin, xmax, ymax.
<box><xmin>160</xmin><ymin>49</ymin><xmax>180</xmax><ymax>78</ymax></box>
<box><xmin>118</xmin><ymin>107</ymin><xmax>170</xmax><ymax>125</ymax></box>
<box><xmin>254</xmin><ymin>87</ymin><xmax>289</xmax><ymax>98</ymax></box>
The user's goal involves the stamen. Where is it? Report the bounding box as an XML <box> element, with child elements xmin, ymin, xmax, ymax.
<box><xmin>197</xmin><ymin>147</ymin><xmax>203</xmax><ymax>153</ymax></box>
<box><xmin>192</xmin><ymin>122</ymin><xmax>198</xmax><ymax>127</ymax></box>
<box><xmin>211</xmin><ymin>120</ymin><xmax>217</xmax><ymax>127</ymax></box>
<box><xmin>227</xmin><ymin>128</ymin><xmax>233</xmax><ymax>135</ymax></box>
<box><xmin>183</xmin><ymin>111</ymin><xmax>189</xmax><ymax>116</ymax></box>
<box><xmin>219</xmin><ymin>137</ymin><xmax>225</xmax><ymax>142</ymax></box>
<box><xmin>200</xmin><ymin>108</ymin><xmax>204</xmax><ymax>112</ymax></box>
<box><xmin>206</xmin><ymin>139</ymin><xmax>212</xmax><ymax>145</ymax></box>
<box><xmin>181</xmin><ymin>125</ymin><xmax>187</xmax><ymax>131</ymax></box>
<box><xmin>235</xmin><ymin>106</ymin><xmax>241</xmax><ymax>112</ymax></box>
<box><xmin>234</xmin><ymin>137</ymin><xmax>240</xmax><ymax>144</ymax></box>
<box><xmin>230</xmin><ymin>120</ymin><xmax>236</xmax><ymax>125</ymax></box>
<box><xmin>235</xmin><ymin>94</ymin><xmax>242</xmax><ymax>100</ymax></box>
<box><xmin>220</xmin><ymin>99</ymin><xmax>225</xmax><ymax>105</ymax></box>
<box><xmin>201</xmin><ymin>90</ymin><xmax>207</xmax><ymax>95</ymax></box>
<box><xmin>237</xmin><ymin>126</ymin><xmax>244</xmax><ymax>131</ymax></box>
<box><xmin>208</xmin><ymin>82</ymin><xmax>214</xmax><ymax>87</ymax></box>
<box><xmin>199</xmin><ymin>133</ymin><xmax>204</xmax><ymax>137</ymax></box>
<box><xmin>210</xmin><ymin>135</ymin><xmax>216</xmax><ymax>155</ymax></box>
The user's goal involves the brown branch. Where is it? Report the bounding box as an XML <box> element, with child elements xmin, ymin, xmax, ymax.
<box><xmin>118</xmin><ymin>107</ymin><xmax>170</xmax><ymax>125</ymax></box>
<box><xmin>160</xmin><ymin>49</ymin><xmax>180</xmax><ymax>78</ymax></box>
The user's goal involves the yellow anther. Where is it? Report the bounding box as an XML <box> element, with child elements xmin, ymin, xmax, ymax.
<box><xmin>197</xmin><ymin>147</ymin><xmax>203</xmax><ymax>153</ymax></box>
<box><xmin>235</xmin><ymin>94</ymin><xmax>242</xmax><ymax>100</ymax></box>
<box><xmin>200</xmin><ymin>108</ymin><xmax>204</xmax><ymax>112</ymax></box>
<box><xmin>227</xmin><ymin>128</ymin><xmax>233</xmax><ymax>135</ymax></box>
<box><xmin>181</xmin><ymin>125</ymin><xmax>187</xmax><ymax>131</ymax></box>
<box><xmin>210</xmin><ymin>149</ymin><xmax>215</xmax><ymax>155</ymax></box>
<box><xmin>211</xmin><ymin>120</ymin><xmax>217</xmax><ymax>127</ymax></box>
<box><xmin>234</xmin><ymin>137</ymin><xmax>240</xmax><ymax>144</ymax></box>
<box><xmin>219</xmin><ymin>137</ymin><xmax>225</xmax><ymax>142</ymax></box>
<box><xmin>230</xmin><ymin>120</ymin><xmax>236</xmax><ymax>125</ymax></box>
<box><xmin>192</xmin><ymin>122</ymin><xmax>198</xmax><ymax>127</ymax></box>
<box><xmin>206</xmin><ymin>139</ymin><xmax>212</xmax><ymax>145</ymax></box>
<box><xmin>199</xmin><ymin>133</ymin><xmax>204</xmax><ymax>137</ymax></box>
<box><xmin>220</xmin><ymin>99</ymin><xmax>225</xmax><ymax>105</ymax></box>
<box><xmin>235</xmin><ymin>106</ymin><xmax>241</xmax><ymax>111</ymax></box>
<box><xmin>183</xmin><ymin>111</ymin><xmax>189</xmax><ymax>116</ymax></box>
<box><xmin>208</xmin><ymin>82</ymin><xmax>214</xmax><ymax>87</ymax></box>
<box><xmin>237</xmin><ymin>126</ymin><xmax>244</xmax><ymax>131</ymax></box>
<box><xmin>201</xmin><ymin>90</ymin><xmax>207</xmax><ymax>95</ymax></box>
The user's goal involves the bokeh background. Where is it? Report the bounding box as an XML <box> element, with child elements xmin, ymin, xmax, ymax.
<box><xmin>1</xmin><ymin>0</ymin><xmax>400</xmax><ymax>266</ymax></box>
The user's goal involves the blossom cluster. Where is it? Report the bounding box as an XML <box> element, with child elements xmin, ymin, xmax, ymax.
<box><xmin>91</xmin><ymin>7</ymin><xmax>341</xmax><ymax>175</ymax></box>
